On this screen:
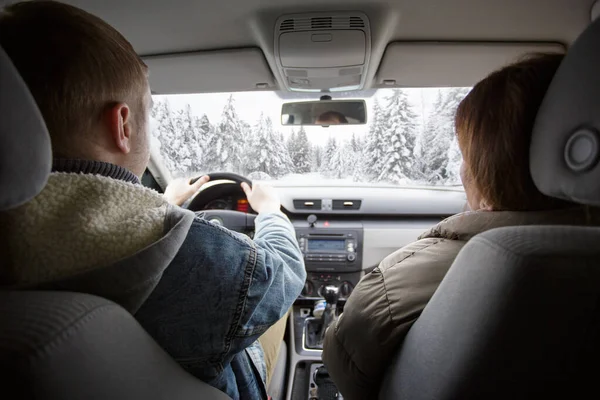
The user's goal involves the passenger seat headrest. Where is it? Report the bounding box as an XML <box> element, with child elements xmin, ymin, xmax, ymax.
<box><xmin>0</xmin><ymin>46</ymin><xmax>52</xmax><ymax>210</ymax></box>
<box><xmin>531</xmin><ymin>18</ymin><xmax>600</xmax><ymax>206</ymax></box>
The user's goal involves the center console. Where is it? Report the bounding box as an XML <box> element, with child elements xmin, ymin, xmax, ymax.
<box><xmin>295</xmin><ymin>219</ymin><xmax>364</xmax><ymax>301</ymax></box>
<box><xmin>287</xmin><ymin>300</ymin><xmax>345</xmax><ymax>400</ymax></box>
<box><xmin>286</xmin><ymin>218</ymin><xmax>363</xmax><ymax>399</ymax></box>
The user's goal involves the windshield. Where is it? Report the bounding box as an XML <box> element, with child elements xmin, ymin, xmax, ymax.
<box><xmin>151</xmin><ymin>88</ymin><xmax>470</xmax><ymax>188</ymax></box>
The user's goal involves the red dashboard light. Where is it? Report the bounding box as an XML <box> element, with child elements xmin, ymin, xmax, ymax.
<box><xmin>237</xmin><ymin>199</ymin><xmax>249</xmax><ymax>213</ymax></box>
<box><xmin>324</xmin><ymin>221</ymin><xmax>330</xmax><ymax>227</ymax></box>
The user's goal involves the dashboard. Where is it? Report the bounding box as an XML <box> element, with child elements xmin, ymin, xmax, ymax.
<box><xmin>196</xmin><ymin>183</ymin><xmax>467</xmax><ymax>300</ymax></box>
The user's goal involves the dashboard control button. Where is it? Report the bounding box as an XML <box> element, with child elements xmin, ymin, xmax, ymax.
<box><xmin>317</xmin><ymin>285</ymin><xmax>326</xmax><ymax>297</ymax></box>
<box><xmin>340</xmin><ymin>281</ymin><xmax>354</xmax><ymax>297</ymax></box>
<box><xmin>302</xmin><ymin>281</ymin><xmax>315</xmax><ymax>297</ymax></box>
<box><xmin>347</xmin><ymin>253</ymin><xmax>356</xmax><ymax>262</ymax></box>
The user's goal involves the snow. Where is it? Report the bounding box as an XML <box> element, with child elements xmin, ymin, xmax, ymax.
<box><xmin>151</xmin><ymin>88</ymin><xmax>470</xmax><ymax>187</ymax></box>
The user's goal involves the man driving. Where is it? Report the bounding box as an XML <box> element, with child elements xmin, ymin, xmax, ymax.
<box><xmin>0</xmin><ymin>2</ymin><xmax>305</xmax><ymax>399</ymax></box>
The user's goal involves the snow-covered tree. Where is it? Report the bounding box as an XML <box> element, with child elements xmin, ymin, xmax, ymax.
<box><xmin>417</xmin><ymin>88</ymin><xmax>470</xmax><ymax>184</ymax></box>
<box><xmin>150</xmin><ymin>88</ymin><xmax>470</xmax><ymax>185</ymax></box>
<box><xmin>378</xmin><ymin>90</ymin><xmax>419</xmax><ymax>184</ymax></box>
<box><xmin>152</xmin><ymin>101</ymin><xmax>210</xmax><ymax>177</ymax></box>
<box><xmin>198</xmin><ymin>114</ymin><xmax>211</xmax><ymax>135</ymax></box>
<box><xmin>440</xmin><ymin>88</ymin><xmax>470</xmax><ymax>183</ymax></box>
<box><xmin>217</xmin><ymin>95</ymin><xmax>244</xmax><ymax>172</ymax></box>
<box><xmin>350</xmin><ymin>133</ymin><xmax>362</xmax><ymax>153</ymax></box>
<box><xmin>364</xmin><ymin>98</ymin><xmax>387</xmax><ymax>181</ymax></box>
<box><xmin>276</xmin><ymin>130</ymin><xmax>294</xmax><ymax>176</ymax></box>
<box><xmin>348</xmin><ymin>133</ymin><xmax>366</xmax><ymax>181</ymax></box>
<box><xmin>287</xmin><ymin>130</ymin><xmax>297</xmax><ymax>157</ymax></box>
<box><xmin>328</xmin><ymin>140</ymin><xmax>348</xmax><ymax>179</ymax></box>
<box><xmin>239</xmin><ymin>121</ymin><xmax>253</xmax><ymax>173</ymax></box>
<box><xmin>287</xmin><ymin>130</ymin><xmax>299</xmax><ymax>172</ymax></box>
<box><xmin>446</xmin><ymin>135</ymin><xmax>463</xmax><ymax>185</ymax></box>
<box><xmin>195</xmin><ymin>114</ymin><xmax>216</xmax><ymax>172</ymax></box>
<box><xmin>152</xmin><ymin>100</ymin><xmax>183</xmax><ymax>175</ymax></box>
<box><xmin>288</xmin><ymin>126</ymin><xmax>311</xmax><ymax>173</ymax></box>
<box><xmin>246</xmin><ymin>114</ymin><xmax>291</xmax><ymax>178</ymax></box>
<box><xmin>418</xmin><ymin>91</ymin><xmax>452</xmax><ymax>184</ymax></box>
<box><xmin>321</xmin><ymin>136</ymin><xmax>338</xmax><ymax>177</ymax></box>
<box><xmin>174</xmin><ymin>105</ymin><xmax>204</xmax><ymax>175</ymax></box>
<box><xmin>311</xmin><ymin>144</ymin><xmax>323</xmax><ymax>172</ymax></box>
<box><xmin>324</xmin><ymin>133</ymin><xmax>368</xmax><ymax>181</ymax></box>
<box><xmin>439</xmin><ymin>88</ymin><xmax>471</xmax><ymax>121</ymax></box>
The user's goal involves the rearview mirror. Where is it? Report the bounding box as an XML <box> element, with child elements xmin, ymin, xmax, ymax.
<box><xmin>281</xmin><ymin>100</ymin><xmax>367</xmax><ymax>126</ymax></box>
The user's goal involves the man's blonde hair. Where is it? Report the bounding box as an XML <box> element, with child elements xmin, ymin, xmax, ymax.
<box><xmin>0</xmin><ymin>1</ymin><xmax>148</xmax><ymax>156</ymax></box>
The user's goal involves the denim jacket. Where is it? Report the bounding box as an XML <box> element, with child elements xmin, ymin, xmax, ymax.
<box><xmin>1</xmin><ymin>160</ymin><xmax>305</xmax><ymax>400</ymax></box>
<box><xmin>135</xmin><ymin>211</ymin><xmax>306</xmax><ymax>399</ymax></box>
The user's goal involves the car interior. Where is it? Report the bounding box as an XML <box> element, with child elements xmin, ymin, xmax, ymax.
<box><xmin>2</xmin><ymin>0</ymin><xmax>600</xmax><ymax>399</ymax></box>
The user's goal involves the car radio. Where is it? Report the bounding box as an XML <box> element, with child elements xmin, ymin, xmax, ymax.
<box><xmin>296</xmin><ymin>226</ymin><xmax>363</xmax><ymax>273</ymax></box>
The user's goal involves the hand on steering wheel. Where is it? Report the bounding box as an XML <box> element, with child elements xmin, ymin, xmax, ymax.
<box><xmin>184</xmin><ymin>172</ymin><xmax>251</xmax><ymax>210</ymax></box>
<box><xmin>240</xmin><ymin>181</ymin><xmax>281</xmax><ymax>214</ymax></box>
<box><xmin>187</xmin><ymin>172</ymin><xmax>282</xmax><ymax>215</ymax></box>
<box><xmin>163</xmin><ymin>175</ymin><xmax>209</xmax><ymax>206</ymax></box>
<box><xmin>184</xmin><ymin>172</ymin><xmax>281</xmax><ymax>232</ymax></box>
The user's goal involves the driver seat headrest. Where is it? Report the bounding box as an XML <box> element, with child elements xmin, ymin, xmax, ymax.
<box><xmin>0</xmin><ymin>46</ymin><xmax>52</xmax><ymax>211</ymax></box>
<box><xmin>531</xmin><ymin>17</ymin><xmax>600</xmax><ymax>206</ymax></box>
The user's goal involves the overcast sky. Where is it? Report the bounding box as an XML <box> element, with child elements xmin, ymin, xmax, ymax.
<box><xmin>153</xmin><ymin>88</ymin><xmax>463</xmax><ymax>146</ymax></box>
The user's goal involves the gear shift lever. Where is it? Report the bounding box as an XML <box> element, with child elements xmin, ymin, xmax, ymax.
<box><xmin>303</xmin><ymin>286</ymin><xmax>340</xmax><ymax>350</ymax></box>
<box><xmin>319</xmin><ymin>285</ymin><xmax>340</xmax><ymax>344</ymax></box>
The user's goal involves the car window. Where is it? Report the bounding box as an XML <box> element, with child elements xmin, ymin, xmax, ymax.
<box><xmin>151</xmin><ymin>88</ymin><xmax>470</xmax><ymax>188</ymax></box>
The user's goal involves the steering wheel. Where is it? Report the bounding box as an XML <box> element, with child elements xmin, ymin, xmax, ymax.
<box><xmin>186</xmin><ymin>172</ymin><xmax>255</xmax><ymax>233</ymax></box>
<box><xmin>188</xmin><ymin>172</ymin><xmax>252</xmax><ymax>188</ymax></box>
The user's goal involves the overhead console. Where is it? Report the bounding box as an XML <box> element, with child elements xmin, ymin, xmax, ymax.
<box><xmin>274</xmin><ymin>12</ymin><xmax>372</xmax><ymax>92</ymax></box>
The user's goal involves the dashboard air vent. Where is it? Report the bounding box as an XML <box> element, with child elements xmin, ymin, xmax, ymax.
<box><xmin>349</xmin><ymin>16</ymin><xmax>365</xmax><ymax>28</ymax></box>
<box><xmin>280</xmin><ymin>19</ymin><xmax>295</xmax><ymax>32</ymax></box>
<box><xmin>278</xmin><ymin>15</ymin><xmax>367</xmax><ymax>33</ymax></box>
<box><xmin>332</xmin><ymin>200</ymin><xmax>362</xmax><ymax>210</ymax></box>
<box><xmin>294</xmin><ymin>199</ymin><xmax>322</xmax><ymax>210</ymax></box>
<box><xmin>311</xmin><ymin>17</ymin><xmax>333</xmax><ymax>29</ymax></box>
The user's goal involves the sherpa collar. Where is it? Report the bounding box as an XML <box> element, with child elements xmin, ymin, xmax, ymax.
<box><xmin>52</xmin><ymin>158</ymin><xmax>140</xmax><ymax>184</ymax></box>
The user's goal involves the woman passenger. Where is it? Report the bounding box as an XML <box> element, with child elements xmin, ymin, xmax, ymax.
<box><xmin>322</xmin><ymin>53</ymin><xmax>600</xmax><ymax>400</ymax></box>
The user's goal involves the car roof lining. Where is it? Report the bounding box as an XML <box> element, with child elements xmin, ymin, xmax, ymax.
<box><xmin>62</xmin><ymin>0</ymin><xmax>595</xmax><ymax>93</ymax></box>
